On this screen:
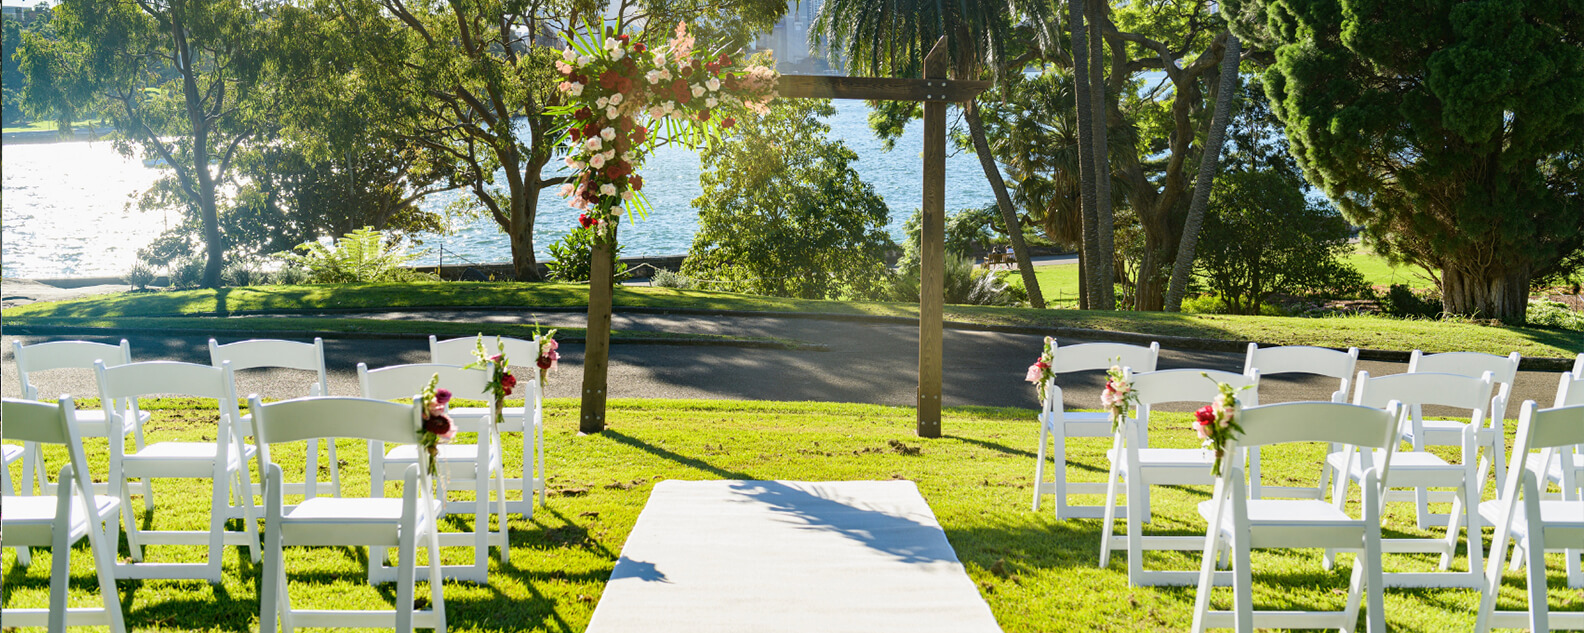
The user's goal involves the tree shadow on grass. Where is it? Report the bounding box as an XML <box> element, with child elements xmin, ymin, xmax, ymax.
<box><xmin>600</xmin><ymin>429</ymin><xmax>755</xmax><ymax>480</ymax></box>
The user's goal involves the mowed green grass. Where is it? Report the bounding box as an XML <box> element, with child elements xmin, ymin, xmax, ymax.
<box><xmin>5</xmin><ymin>282</ymin><xmax>1579</xmax><ymax>358</ymax></box>
<box><xmin>4</xmin><ymin>398</ymin><xmax>1578</xmax><ymax>632</ymax></box>
<box><xmin>1345</xmin><ymin>246</ymin><xmax>1437</xmax><ymax>290</ymax></box>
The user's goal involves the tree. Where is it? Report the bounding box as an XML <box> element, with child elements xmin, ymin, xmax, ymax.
<box><xmin>810</xmin><ymin>0</ymin><xmax>1051</xmax><ymax>308</ymax></box>
<box><xmin>357</xmin><ymin>0</ymin><xmax>783</xmax><ymax>282</ymax></box>
<box><xmin>1162</xmin><ymin>33</ymin><xmax>1240</xmax><ymax>312</ymax></box>
<box><xmin>682</xmin><ymin>99</ymin><xmax>892</xmax><ymax>300</ymax></box>
<box><xmin>19</xmin><ymin>0</ymin><xmax>273</xmax><ymax>288</ymax></box>
<box><xmin>1226</xmin><ymin>0</ymin><xmax>1584</xmax><ymax>322</ymax></box>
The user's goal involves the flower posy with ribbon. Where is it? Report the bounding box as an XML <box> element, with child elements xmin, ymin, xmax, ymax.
<box><xmin>1192</xmin><ymin>374</ymin><xmax>1250</xmax><ymax>475</ymax></box>
<box><xmin>465</xmin><ymin>335</ymin><xmax>518</xmax><ymax>427</ymax></box>
<box><xmin>418</xmin><ymin>373</ymin><xmax>456</xmax><ymax>478</ymax></box>
<box><xmin>551</xmin><ymin>21</ymin><xmax>778</xmax><ymax>243</ymax></box>
<box><xmin>1101</xmin><ymin>359</ymin><xmax>1137</xmax><ymax>433</ymax></box>
<box><xmin>1025</xmin><ymin>336</ymin><xmax>1056</xmax><ymax>402</ymax></box>
<box><xmin>535</xmin><ymin>328</ymin><xmax>560</xmax><ymax>385</ymax></box>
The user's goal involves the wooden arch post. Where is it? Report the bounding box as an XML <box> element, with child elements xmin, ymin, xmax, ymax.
<box><xmin>579</xmin><ymin>37</ymin><xmax>989</xmax><ymax>437</ymax></box>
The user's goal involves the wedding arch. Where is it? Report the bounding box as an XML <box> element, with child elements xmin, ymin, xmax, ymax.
<box><xmin>552</xmin><ymin>27</ymin><xmax>988</xmax><ymax>438</ymax></box>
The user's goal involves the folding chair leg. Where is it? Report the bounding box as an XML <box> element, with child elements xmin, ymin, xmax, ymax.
<box><xmin>121</xmin><ymin>480</ymin><xmax>145</xmax><ymax>562</ymax></box>
<box><xmin>327</xmin><ymin>441</ymin><xmax>342</xmax><ymax>497</ymax></box>
<box><xmin>261</xmin><ymin>518</ymin><xmax>283</xmax><ymax>633</ymax></box>
<box><xmin>1232</xmin><ymin>533</ymin><xmax>1254</xmax><ymax>633</ymax></box>
<box><xmin>1032</xmin><ymin>420</ymin><xmax>1048</xmax><ymax>512</ymax></box>
<box><xmin>396</xmin><ymin>517</ymin><xmax>419</xmax><ymax>633</ymax></box>
<box><xmin>1522</xmin><ymin>478</ymin><xmax>1551</xmax><ymax>632</ymax></box>
<box><xmin>1190</xmin><ymin>525</ymin><xmax>1221</xmax><ymax>633</ymax></box>
<box><xmin>1098</xmin><ymin>437</ymin><xmax>1123</xmax><ymax>568</ymax></box>
<box><xmin>48</xmin><ymin>499</ymin><xmax>72</xmax><ymax>632</ymax></box>
<box><xmin>206</xmin><ymin>476</ymin><xmax>228</xmax><ymax>584</ymax></box>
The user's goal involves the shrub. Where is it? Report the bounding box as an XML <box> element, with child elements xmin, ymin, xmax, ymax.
<box><xmin>123</xmin><ymin>262</ymin><xmax>156</xmax><ymax>290</ymax></box>
<box><xmin>1378</xmin><ymin>284</ymin><xmax>1442</xmax><ymax>318</ymax></box>
<box><xmin>1527</xmin><ymin>300</ymin><xmax>1584</xmax><ymax>331</ymax></box>
<box><xmin>272</xmin><ymin>265</ymin><xmax>308</xmax><ymax>286</ymax></box>
<box><xmin>1181</xmin><ymin>293</ymin><xmax>1290</xmax><ymax>316</ymax></box>
<box><xmin>650</xmin><ymin>269</ymin><xmax>697</xmax><ymax>290</ymax></box>
<box><xmin>891</xmin><ymin>253</ymin><xmax>1021</xmax><ymax>306</ymax></box>
<box><xmin>168</xmin><ymin>256</ymin><xmax>205</xmax><ymax>289</ymax></box>
<box><xmin>274</xmin><ymin>227</ymin><xmax>434</xmax><ymax>284</ymax></box>
<box><xmin>222</xmin><ymin>260</ymin><xmax>262</xmax><ymax>287</ymax></box>
<box><xmin>546</xmin><ymin>227</ymin><xmax>629</xmax><ymax>284</ymax></box>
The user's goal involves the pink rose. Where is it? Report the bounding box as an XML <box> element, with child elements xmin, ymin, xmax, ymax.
<box><xmin>548</xmin><ymin>339</ymin><xmax>559</xmax><ymax>351</ymax></box>
<box><xmin>1025</xmin><ymin>364</ymin><xmax>1044</xmax><ymax>384</ymax></box>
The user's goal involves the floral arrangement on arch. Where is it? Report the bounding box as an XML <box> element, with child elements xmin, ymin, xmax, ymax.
<box><xmin>1193</xmin><ymin>374</ymin><xmax>1250</xmax><ymax>475</ymax></box>
<box><xmin>418</xmin><ymin>373</ymin><xmax>456</xmax><ymax>478</ymax></box>
<box><xmin>551</xmin><ymin>21</ymin><xmax>778</xmax><ymax>243</ymax></box>
<box><xmin>465</xmin><ymin>335</ymin><xmax>518</xmax><ymax>426</ymax></box>
<box><xmin>1025</xmin><ymin>336</ymin><xmax>1056</xmax><ymax>403</ymax></box>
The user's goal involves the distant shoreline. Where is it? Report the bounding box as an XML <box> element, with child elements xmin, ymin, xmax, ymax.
<box><xmin>1</xmin><ymin>126</ymin><xmax>117</xmax><ymax>144</ymax></box>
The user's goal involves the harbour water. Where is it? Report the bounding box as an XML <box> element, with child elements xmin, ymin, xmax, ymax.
<box><xmin>1</xmin><ymin>100</ymin><xmax>997</xmax><ymax>279</ymax></box>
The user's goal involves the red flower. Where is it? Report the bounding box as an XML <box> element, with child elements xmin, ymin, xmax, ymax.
<box><xmin>1194</xmin><ymin>405</ymin><xmax>1216</xmax><ymax>426</ymax></box>
<box><xmin>721</xmin><ymin>117</ymin><xmax>736</xmax><ymax>129</ymax></box>
<box><xmin>537</xmin><ymin>355</ymin><xmax>553</xmax><ymax>370</ymax></box>
<box><xmin>617</xmin><ymin>34</ymin><xmax>630</xmax><ymax>43</ymax></box>
<box><xmin>500</xmin><ymin>372</ymin><xmax>517</xmax><ymax>396</ymax></box>
<box><xmin>423</xmin><ymin>413</ymin><xmax>452</xmax><ymax>436</ymax></box>
<box><xmin>633</xmin><ymin>42</ymin><xmax>646</xmax><ymax>53</ymax></box>
<box><xmin>718</xmin><ymin>53</ymin><xmax>731</xmax><ymax>65</ymax></box>
<box><xmin>629</xmin><ymin>175</ymin><xmax>644</xmax><ymax>191</ymax></box>
<box><xmin>599</xmin><ymin>70</ymin><xmax>620</xmax><ymax>90</ymax></box>
<box><xmin>568</xmin><ymin>128</ymin><xmax>581</xmax><ymax>141</ymax></box>
<box><xmin>434</xmin><ymin>389</ymin><xmax>452</xmax><ymax>406</ymax></box>
<box><xmin>579</xmin><ymin>213</ymin><xmax>593</xmax><ymax>228</ymax></box>
<box><xmin>574</xmin><ymin>107</ymin><xmax>592</xmax><ymax>120</ymax></box>
<box><xmin>698</xmin><ymin>108</ymin><xmax>711</xmax><ymax>121</ymax></box>
<box><xmin>632</xmin><ymin>126</ymin><xmax>647</xmax><ymax>144</ymax></box>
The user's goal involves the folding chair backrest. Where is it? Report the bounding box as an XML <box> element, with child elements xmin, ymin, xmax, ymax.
<box><xmin>209</xmin><ymin>338</ymin><xmax>328</xmax><ymax>390</ymax></box>
<box><xmin>1519</xmin><ymin>403</ymin><xmax>1584</xmax><ymax>454</ymax></box>
<box><xmin>1243</xmin><ymin>344</ymin><xmax>1359</xmax><ymax>379</ymax></box>
<box><xmin>252</xmin><ymin>396</ymin><xmax>424</xmax><ymax>447</ymax></box>
<box><xmin>1131</xmin><ymin>368</ymin><xmax>1259</xmax><ymax>408</ymax></box>
<box><xmin>1353</xmin><ymin>370</ymin><xmax>1493</xmax><ymax>414</ymax></box>
<box><xmin>1236</xmin><ymin>401</ymin><xmax>1401</xmax><ymax>451</ymax></box>
<box><xmin>2</xmin><ymin>397</ymin><xmax>97</xmax><ymax>496</ymax></box>
<box><xmin>96</xmin><ymin>360</ymin><xmax>241</xmax><ymax>421</ymax></box>
<box><xmin>12</xmin><ymin>339</ymin><xmax>132</xmax><ymax>399</ymax></box>
<box><xmin>430</xmin><ymin>335</ymin><xmax>540</xmax><ymax>369</ymax></box>
<box><xmin>1409</xmin><ymin>350</ymin><xmax>1520</xmax><ymax>386</ymax></box>
<box><xmin>1050</xmin><ymin>341</ymin><xmax>1160</xmax><ymax>374</ymax></box>
<box><xmin>1557</xmin><ymin>371</ymin><xmax>1584</xmax><ymax>408</ymax></box>
<box><xmin>359</xmin><ymin>363</ymin><xmax>492</xmax><ymax>429</ymax></box>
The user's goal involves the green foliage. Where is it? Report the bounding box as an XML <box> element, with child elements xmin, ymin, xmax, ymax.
<box><xmin>1527</xmin><ymin>300</ymin><xmax>1584</xmax><ymax>332</ymax></box>
<box><xmin>221</xmin><ymin>259</ymin><xmax>263</xmax><ymax>287</ymax></box>
<box><xmin>168</xmin><ymin>256</ymin><xmax>205</xmax><ymax>289</ymax></box>
<box><xmin>121</xmin><ymin>262</ymin><xmax>155</xmax><ymax>290</ymax></box>
<box><xmin>1235</xmin><ymin>0</ymin><xmax>1584</xmax><ymax>320</ymax></box>
<box><xmin>895</xmin><ymin>207</ymin><xmax>1002</xmax><ymax>275</ymax></box>
<box><xmin>649</xmin><ymin>269</ymin><xmax>697</xmax><ymax>290</ymax></box>
<box><xmin>271</xmin><ymin>265</ymin><xmax>307</xmax><ymax>286</ymax></box>
<box><xmin>1374</xmin><ymin>284</ymin><xmax>1444</xmax><ymax>319</ymax></box>
<box><xmin>890</xmin><ymin>253</ymin><xmax>1022</xmax><ymax>306</ymax></box>
<box><xmin>1180</xmin><ymin>293</ymin><xmax>1288</xmax><ymax>317</ymax></box>
<box><xmin>274</xmin><ymin>227</ymin><xmax>432</xmax><ymax>284</ymax></box>
<box><xmin>546</xmin><ymin>227</ymin><xmax>629</xmax><ymax>284</ymax></box>
<box><xmin>683</xmin><ymin>99</ymin><xmax>892</xmax><ymax>300</ymax></box>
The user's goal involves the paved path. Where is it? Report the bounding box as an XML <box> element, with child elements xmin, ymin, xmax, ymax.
<box><xmin>2</xmin><ymin>308</ymin><xmax>1569</xmax><ymax>415</ymax></box>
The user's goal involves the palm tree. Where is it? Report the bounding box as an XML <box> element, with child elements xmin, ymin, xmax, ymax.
<box><xmin>810</xmin><ymin>0</ymin><xmax>1056</xmax><ymax>308</ymax></box>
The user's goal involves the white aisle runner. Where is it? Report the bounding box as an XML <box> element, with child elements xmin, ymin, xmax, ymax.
<box><xmin>585</xmin><ymin>480</ymin><xmax>1003</xmax><ymax>633</ymax></box>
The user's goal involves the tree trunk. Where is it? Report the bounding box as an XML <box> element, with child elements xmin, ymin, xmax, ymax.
<box><xmin>1163</xmin><ymin>34</ymin><xmax>1240</xmax><ymax>312</ymax></box>
<box><xmin>510</xmin><ymin>182</ymin><xmax>543</xmax><ymax>281</ymax></box>
<box><xmin>964</xmin><ymin>102</ymin><xmax>1045</xmax><ymax>308</ymax></box>
<box><xmin>1442</xmin><ymin>265</ymin><xmax>1530</xmax><ymax>324</ymax></box>
<box><xmin>1076</xmin><ymin>247</ymin><xmax>1089</xmax><ymax>309</ymax></box>
<box><xmin>1087</xmin><ymin>0</ymin><xmax>1115</xmax><ymax>309</ymax></box>
<box><xmin>1070</xmin><ymin>0</ymin><xmax>1102</xmax><ymax>309</ymax></box>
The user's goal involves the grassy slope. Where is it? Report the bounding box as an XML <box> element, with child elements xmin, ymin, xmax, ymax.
<box><xmin>6</xmin><ymin>282</ymin><xmax>1578</xmax><ymax>358</ymax></box>
<box><xmin>3</xmin><ymin>398</ymin><xmax>1574</xmax><ymax>632</ymax></box>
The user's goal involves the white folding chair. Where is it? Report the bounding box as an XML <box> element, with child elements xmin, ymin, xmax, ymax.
<box><xmin>1032</xmin><ymin>339</ymin><xmax>1160</xmax><ymax>518</ymax></box>
<box><xmin>13</xmin><ymin>339</ymin><xmax>152</xmax><ymax>501</ymax></box>
<box><xmin>1508</xmin><ymin>367</ymin><xmax>1584</xmax><ymax>588</ymax></box>
<box><xmin>360</xmin><ymin>363</ymin><xmax>509</xmax><ymax>584</ymax></box>
<box><xmin>210</xmin><ymin>337</ymin><xmax>341</xmax><ymax>498</ymax></box>
<box><xmin>1407</xmin><ymin>350</ymin><xmax>1520</xmax><ymax>497</ymax></box>
<box><xmin>430</xmin><ymin>334</ymin><xmax>545</xmax><ymax>518</ymax></box>
<box><xmin>1475</xmin><ymin>401</ymin><xmax>1584</xmax><ymax>632</ymax></box>
<box><xmin>1</xmin><ymin>397</ymin><xmax>126</xmax><ymax>633</ymax></box>
<box><xmin>1327</xmin><ymin>370</ymin><xmax>1492</xmax><ymax>588</ymax></box>
<box><xmin>252</xmin><ymin>395</ymin><xmax>447</xmax><ymax>633</ymax></box>
<box><xmin>1242</xmin><ymin>344</ymin><xmax>1359</xmax><ymax>499</ymax></box>
<box><xmin>95</xmin><ymin>360</ymin><xmax>261</xmax><ymax>583</ymax></box>
<box><xmin>1191</xmin><ymin>401</ymin><xmax>1400</xmax><ymax>633</ymax></box>
<box><xmin>1099</xmin><ymin>368</ymin><xmax>1259</xmax><ymax>586</ymax></box>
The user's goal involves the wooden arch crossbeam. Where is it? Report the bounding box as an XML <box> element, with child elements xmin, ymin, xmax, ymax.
<box><xmin>580</xmin><ymin>37</ymin><xmax>990</xmax><ymax>437</ymax></box>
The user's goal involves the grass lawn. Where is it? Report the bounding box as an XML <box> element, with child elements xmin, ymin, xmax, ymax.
<box><xmin>3</xmin><ymin>398</ymin><xmax>1576</xmax><ymax>632</ymax></box>
<box><xmin>0</xmin><ymin>119</ymin><xmax>105</xmax><ymax>134</ymax></box>
<box><xmin>7</xmin><ymin>282</ymin><xmax>1577</xmax><ymax>358</ymax></box>
<box><xmin>1346</xmin><ymin>246</ymin><xmax>1436</xmax><ymax>290</ymax></box>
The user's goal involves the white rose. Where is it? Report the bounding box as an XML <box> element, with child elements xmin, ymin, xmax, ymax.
<box><xmin>691</xmin><ymin>85</ymin><xmax>706</xmax><ymax>98</ymax></box>
<box><xmin>590</xmin><ymin>153</ymin><xmax>607</xmax><ymax>169</ymax></box>
<box><xmin>600</xmin><ymin>183</ymin><xmax>617</xmax><ymax>196</ymax></box>
<box><xmin>646</xmin><ymin>70</ymin><xmax>662</xmax><ymax>85</ymax></box>
<box><xmin>621</xmin><ymin>151</ymin><xmax>634</xmax><ymax>161</ymax></box>
<box><xmin>621</xmin><ymin>190</ymin><xmax>634</xmax><ymax>201</ymax></box>
<box><xmin>596</xmin><ymin>96</ymin><xmax>609</xmax><ymax>108</ymax></box>
<box><xmin>609</xmin><ymin>92</ymin><xmax>623</xmax><ymax>105</ymax></box>
<box><xmin>603</xmin><ymin>149</ymin><xmax>616</xmax><ymax>161</ymax></box>
<box><xmin>705</xmin><ymin>97</ymin><xmax>717</xmax><ymax>108</ymax></box>
<box><xmin>577</xmin><ymin>55</ymin><xmax>592</xmax><ymax>67</ymax></box>
<box><xmin>647</xmin><ymin>106</ymin><xmax>665</xmax><ymax>119</ymax></box>
<box><xmin>600</xmin><ymin>127</ymin><xmax>616</xmax><ymax>141</ymax></box>
<box><xmin>706</xmin><ymin>78</ymin><xmax>721</xmax><ymax>91</ymax></box>
<box><xmin>606</xmin><ymin>106</ymin><xmax>620</xmax><ymax>119</ymax></box>
<box><xmin>562</xmin><ymin>48</ymin><xmax>576</xmax><ymax>62</ymax></box>
<box><xmin>558</xmin><ymin>183</ymin><xmax>575</xmax><ymax>198</ymax></box>
<box><xmin>659</xmin><ymin>69</ymin><xmax>671</xmax><ymax>81</ymax></box>
<box><xmin>585</xmin><ymin>137</ymin><xmax>602</xmax><ymax>152</ymax></box>
<box><xmin>568</xmin><ymin>82</ymin><xmax>584</xmax><ymax>97</ymax></box>
<box><xmin>604</xmin><ymin>38</ymin><xmax>618</xmax><ymax>51</ymax></box>
<box><xmin>611</xmin><ymin>48</ymin><xmax>625</xmax><ymax>61</ymax></box>
<box><xmin>662</xmin><ymin>101</ymin><xmax>675</xmax><ymax>113</ymax></box>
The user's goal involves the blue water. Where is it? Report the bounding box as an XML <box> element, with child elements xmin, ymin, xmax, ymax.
<box><xmin>1</xmin><ymin>99</ymin><xmax>997</xmax><ymax>278</ymax></box>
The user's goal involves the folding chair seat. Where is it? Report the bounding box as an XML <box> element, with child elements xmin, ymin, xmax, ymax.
<box><xmin>95</xmin><ymin>360</ymin><xmax>261</xmax><ymax>583</ymax></box>
<box><xmin>252</xmin><ymin>395</ymin><xmax>447</xmax><ymax>633</ymax></box>
<box><xmin>12</xmin><ymin>339</ymin><xmax>152</xmax><ymax>501</ymax></box>
<box><xmin>1326</xmin><ymin>370</ymin><xmax>1493</xmax><ymax>588</ymax></box>
<box><xmin>430</xmin><ymin>334</ymin><xmax>546</xmax><ymax>518</ymax></box>
<box><xmin>1242</xmin><ymin>344</ymin><xmax>1359</xmax><ymax>499</ymax></box>
<box><xmin>1190</xmin><ymin>401</ymin><xmax>1399</xmax><ymax>633</ymax></box>
<box><xmin>360</xmin><ymin>363</ymin><xmax>509</xmax><ymax>584</ymax></box>
<box><xmin>1475</xmin><ymin>401</ymin><xmax>1584</xmax><ymax>632</ymax></box>
<box><xmin>1099</xmin><ymin>368</ymin><xmax>1259</xmax><ymax>586</ymax></box>
<box><xmin>1</xmin><ymin>397</ymin><xmax>127</xmax><ymax>632</ymax></box>
<box><xmin>1405</xmin><ymin>350</ymin><xmax>1520</xmax><ymax>507</ymax></box>
<box><xmin>1031</xmin><ymin>339</ymin><xmax>1159</xmax><ymax>518</ymax></box>
<box><xmin>210</xmin><ymin>337</ymin><xmax>341</xmax><ymax>499</ymax></box>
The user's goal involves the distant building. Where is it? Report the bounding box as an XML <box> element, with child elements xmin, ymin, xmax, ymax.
<box><xmin>1</xmin><ymin>0</ymin><xmax>49</xmax><ymax>24</ymax></box>
<box><xmin>753</xmin><ymin>0</ymin><xmax>830</xmax><ymax>74</ymax></box>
